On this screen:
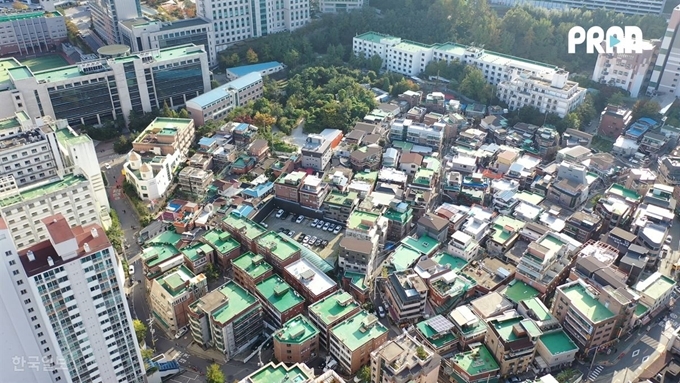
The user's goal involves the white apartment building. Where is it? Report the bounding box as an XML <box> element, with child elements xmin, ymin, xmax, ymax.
<box><xmin>119</xmin><ymin>17</ymin><xmax>216</xmax><ymax>65</ymax></box>
<box><xmin>0</xmin><ymin>214</ymin><xmax>145</xmax><ymax>382</ymax></box>
<box><xmin>497</xmin><ymin>69</ymin><xmax>586</xmax><ymax>118</ymax></box>
<box><xmin>301</xmin><ymin>133</ymin><xmax>333</xmax><ymax>171</ymax></box>
<box><xmin>0</xmin><ymin>10</ymin><xmax>67</xmax><ymax>56</ymax></box>
<box><xmin>385</xmin><ymin>40</ymin><xmax>434</xmax><ymax>76</ymax></box>
<box><xmin>370</xmin><ymin>333</ymin><xmax>440</xmax><ymax>383</ymax></box>
<box><xmin>592</xmin><ymin>40</ymin><xmax>659</xmax><ymax>97</ymax></box>
<box><xmin>90</xmin><ymin>0</ymin><xmax>141</xmax><ymax>44</ymax></box>
<box><xmin>318</xmin><ymin>0</ymin><xmax>364</xmax><ymax>13</ymax></box>
<box><xmin>0</xmin><ymin>44</ymin><xmax>210</xmax><ymax>126</ymax></box>
<box><xmin>446</xmin><ymin>230</ymin><xmax>479</xmax><ymax>261</ymax></box>
<box><xmin>648</xmin><ymin>6</ymin><xmax>680</xmax><ymax>96</ymax></box>
<box><xmin>488</xmin><ymin>0</ymin><xmax>666</xmax><ymax>15</ymax></box>
<box><xmin>196</xmin><ymin>0</ymin><xmax>309</xmax><ymax>54</ymax></box>
<box><xmin>124</xmin><ymin>150</ymin><xmax>182</xmax><ymax>201</ymax></box>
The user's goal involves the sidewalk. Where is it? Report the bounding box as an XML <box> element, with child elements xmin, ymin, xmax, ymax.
<box><xmin>186</xmin><ymin>343</ymin><xmax>226</xmax><ymax>365</ymax></box>
<box><xmin>593</xmin><ymin>326</ymin><xmax>652</xmax><ymax>367</ymax></box>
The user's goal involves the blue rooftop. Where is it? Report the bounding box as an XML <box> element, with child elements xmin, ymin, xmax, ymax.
<box><xmin>235</xmin><ymin>123</ymin><xmax>249</xmax><ymax>132</ymax></box>
<box><xmin>234</xmin><ymin>205</ymin><xmax>254</xmax><ymax>218</ymax></box>
<box><xmin>227</xmin><ymin>61</ymin><xmax>282</xmax><ymax>78</ymax></box>
<box><xmin>198</xmin><ymin>137</ymin><xmax>216</xmax><ymax>146</ymax></box>
<box><xmin>186</xmin><ymin>72</ymin><xmax>262</xmax><ymax>108</ymax></box>
<box><xmin>639</xmin><ymin>117</ymin><xmax>658</xmax><ymax>126</ymax></box>
<box><xmin>226</xmin><ymin>72</ymin><xmax>263</xmax><ymax>90</ymax></box>
<box><xmin>242</xmin><ymin>181</ymin><xmax>274</xmax><ymax>198</ymax></box>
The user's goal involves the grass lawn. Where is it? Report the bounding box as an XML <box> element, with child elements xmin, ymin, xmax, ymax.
<box><xmin>591</xmin><ymin>135</ymin><xmax>614</xmax><ymax>153</ymax></box>
<box><xmin>20</xmin><ymin>54</ymin><xmax>69</xmax><ymax>72</ymax></box>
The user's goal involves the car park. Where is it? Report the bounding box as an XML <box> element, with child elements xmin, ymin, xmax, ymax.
<box><xmin>296</xmin><ymin>215</ymin><xmax>305</xmax><ymax>224</ymax></box>
<box><xmin>275</xmin><ymin>209</ymin><xmax>284</xmax><ymax>218</ymax></box>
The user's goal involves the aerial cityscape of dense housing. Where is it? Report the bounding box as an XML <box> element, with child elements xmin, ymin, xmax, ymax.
<box><xmin>4</xmin><ymin>0</ymin><xmax>680</xmax><ymax>382</ymax></box>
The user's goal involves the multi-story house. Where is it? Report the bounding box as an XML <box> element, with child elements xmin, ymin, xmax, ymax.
<box><xmin>133</xmin><ymin>117</ymin><xmax>195</xmax><ymax>156</ymax></box>
<box><xmin>149</xmin><ymin>265</ymin><xmax>208</xmax><ymax>334</ymax></box>
<box><xmin>232</xmin><ymin>252</ymin><xmax>273</xmax><ymax>293</ymax></box>
<box><xmin>416</xmin><ymin>213</ymin><xmax>449</xmax><ymax>243</ymax></box>
<box><xmin>515</xmin><ymin>232</ymin><xmax>574</xmax><ymax>296</ymax></box>
<box><xmin>485</xmin><ymin>313</ymin><xmax>537</xmax><ymax>376</ymax></box>
<box><xmin>308</xmin><ymin>290</ymin><xmax>361</xmax><ymax>349</ymax></box>
<box><xmin>443</xmin><ymin>345</ymin><xmax>500</xmax><ymax>383</ymax></box>
<box><xmin>563</xmin><ymin>211</ymin><xmax>603</xmax><ymax>243</ymax></box>
<box><xmin>350</xmin><ymin>145</ymin><xmax>383</xmax><ymax>171</ymax></box>
<box><xmin>604</xmin><ymin>226</ymin><xmax>638</xmax><ymax>255</ymax></box>
<box><xmin>338</xmin><ymin>236</ymin><xmax>376</xmax><ymax>273</ymax></box>
<box><xmin>301</xmin><ymin>134</ymin><xmax>333</xmax><ymax>171</ymax></box>
<box><xmin>178</xmin><ymin>166</ymin><xmax>214</xmax><ymax>197</ymax></box>
<box><xmin>384</xmin><ymin>201</ymin><xmax>413</xmax><ymax>242</ymax></box>
<box><xmin>188</xmin><ymin>281</ymin><xmax>264</xmax><ymax>359</ymax></box>
<box><xmin>283</xmin><ymin>258</ymin><xmax>338</xmax><ymax>304</ymax></box>
<box><xmin>298</xmin><ymin>175</ymin><xmax>330</xmax><ymax>211</ymax></box>
<box><xmin>370</xmin><ymin>333</ymin><xmax>441</xmax><ymax>383</ymax></box>
<box><xmin>634</xmin><ymin>272</ymin><xmax>675</xmax><ymax>315</ymax></box>
<box><xmin>597</xmin><ymin>105</ymin><xmax>633</xmax><ymax>139</ymax></box>
<box><xmin>255</xmin><ymin>231</ymin><xmax>302</xmax><ymax>272</ymax></box>
<box><xmin>322</xmin><ymin>191</ymin><xmax>359</xmax><ymax>223</ymax></box>
<box><xmin>329</xmin><ymin>310</ymin><xmax>388</xmax><ymax>374</ymax></box>
<box><xmin>384</xmin><ymin>269</ymin><xmax>429</xmax><ymax>324</ymax></box>
<box><xmin>446</xmin><ymin>230</ymin><xmax>479</xmax><ymax>261</ymax></box>
<box><xmin>552</xmin><ymin>280</ymin><xmax>617</xmax><ymax>352</ymax></box>
<box><xmin>486</xmin><ymin>216</ymin><xmax>525</xmax><ymax>256</ymax></box>
<box><xmin>222</xmin><ymin>212</ymin><xmax>267</xmax><ymax>253</ymax></box>
<box><xmin>200</xmin><ymin>229</ymin><xmax>241</xmax><ymax>270</ymax></box>
<box><xmin>273</xmin><ymin>314</ymin><xmax>320</xmax><ymax>364</ymax></box>
<box><xmin>274</xmin><ymin>171</ymin><xmax>306</xmax><ymax>203</ymax></box>
<box><xmin>255</xmin><ymin>275</ymin><xmax>305</xmax><ymax>328</ymax></box>
<box><xmin>0</xmin><ymin>214</ymin><xmax>145</xmax><ymax>382</ymax></box>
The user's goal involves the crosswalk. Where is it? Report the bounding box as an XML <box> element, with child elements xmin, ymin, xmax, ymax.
<box><xmin>589</xmin><ymin>366</ymin><xmax>604</xmax><ymax>381</ymax></box>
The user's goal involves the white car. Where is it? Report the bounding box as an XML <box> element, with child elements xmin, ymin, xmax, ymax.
<box><xmin>666</xmin><ymin>235</ymin><xmax>673</xmax><ymax>245</ymax></box>
<box><xmin>296</xmin><ymin>215</ymin><xmax>305</xmax><ymax>224</ymax></box>
<box><xmin>104</xmin><ymin>163</ymin><xmax>111</xmax><ymax>170</ymax></box>
<box><xmin>323</xmin><ymin>222</ymin><xmax>331</xmax><ymax>231</ymax></box>
<box><xmin>128</xmin><ymin>264</ymin><xmax>135</xmax><ymax>275</ymax></box>
<box><xmin>275</xmin><ymin>209</ymin><xmax>284</xmax><ymax>218</ymax></box>
<box><xmin>377</xmin><ymin>306</ymin><xmax>386</xmax><ymax>318</ymax></box>
<box><xmin>311</xmin><ymin>218</ymin><xmax>319</xmax><ymax>227</ymax></box>
<box><xmin>316</xmin><ymin>220</ymin><xmax>325</xmax><ymax>229</ymax></box>
<box><xmin>333</xmin><ymin>225</ymin><xmax>342</xmax><ymax>234</ymax></box>
<box><xmin>175</xmin><ymin>326</ymin><xmax>188</xmax><ymax>339</ymax></box>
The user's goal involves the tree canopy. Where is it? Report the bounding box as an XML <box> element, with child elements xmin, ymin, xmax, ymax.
<box><xmin>206</xmin><ymin>364</ymin><xmax>225</xmax><ymax>383</ymax></box>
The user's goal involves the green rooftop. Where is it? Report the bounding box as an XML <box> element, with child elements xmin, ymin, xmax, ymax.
<box><xmin>434</xmin><ymin>42</ymin><xmax>467</xmax><ymax>55</ymax></box>
<box><xmin>560</xmin><ymin>283</ymin><xmax>614</xmax><ymax>323</ymax></box>
<box><xmin>8</xmin><ymin>66</ymin><xmax>33</xmax><ymax>80</ymax></box>
<box><xmin>330</xmin><ymin>310</ymin><xmax>387</xmax><ymax>351</ymax></box>
<box><xmin>276</xmin><ymin>171</ymin><xmax>306</xmax><ymax>186</ymax></box>
<box><xmin>354</xmin><ymin>170</ymin><xmax>378</xmax><ymax>183</ymax></box>
<box><xmin>147</xmin><ymin>230</ymin><xmax>183</xmax><ymax>247</ymax></box>
<box><xmin>402</xmin><ymin>235</ymin><xmax>439</xmax><ymax>256</ymax></box>
<box><xmin>521</xmin><ymin>297</ymin><xmax>552</xmax><ymax>321</ymax></box>
<box><xmin>635</xmin><ymin>302</ymin><xmax>649</xmax><ymax>317</ymax></box>
<box><xmin>54</xmin><ymin>126</ymin><xmax>93</xmax><ymax>146</ymax></box>
<box><xmin>452</xmin><ymin>345</ymin><xmax>500</xmax><ymax>376</ymax></box>
<box><xmin>144</xmin><ymin>117</ymin><xmax>193</xmax><ymax>136</ymax></box>
<box><xmin>538</xmin><ymin>233</ymin><xmax>566</xmax><ymax>253</ymax></box>
<box><xmin>490</xmin><ymin>216</ymin><xmax>525</xmax><ymax>244</ymax></box>
<box><xmin>347</xmin><ymin>210</ymin><xmax>381</xmax><ymax>231</ymax></box>
<box><xmin>222</xmin><ymin>213</ymin><xmax>266</xmax><ymax>241</ymax></box>
<box><xmin>256</xmin><ymin>231</ymin><xmax>301</xmax><ymax>262</ymax></box>
<box><xmin>245</xmin><ymin>363</ymin><xmax>314</xmax><ymax>383</ymax></box>
<box><xmin>515</xmin><ymin>191</ymin><xmax>544</xmax><ymax>206</ymax></box>
<box><xmin>256</xmin><ymin>275</ymin><xmax>304</xmax><ymax>314</ymax></box>
<box><xmin>0</xmin><ymin>111</ymin><xmax>27</xmax><ymax>131</ymax></box>
<box><xmin>431</xmin><ymin>252</ymin><xmax>468</xmax><ymax>273</ymax></box>
<box><xmin>181</xmin><ymin>243</ymin><xmax>214</xmax><ymax>262</ymax></box>
<box><xmin>0</xmin><ymin>11</ymin><xmax>61</xmax><ymax>23</ymax></box>
<box><xmin>232</xmin><ymin>252</ymin><xmax>272</xmax><ymax>280</ymax></box>
<box><xmin>201</xmin><ymin>229</ymin><xmax>240</xmax><ymax>255</ymax></box>
<box><xmin>344</xmin><ymin>271</ymin><xmax>367</xmax><ymax>292</ymax></box>
<box><xmin>607</xmin><ymin>183</ymin><xmax>641</xmax><ymax>202</ymax></box>
<box><xmin>503</xmin><ymin>280</ymin><xmax>539</xmax><ymax>304</ymax></box>
<box><xmin>416</xmin><ymin>318</ymin><xmax>458</xmax><ymax>349</ymax></box>
<box><xmin>33</xmin><ymin>64</ymin><xmax>87</xmax><ymax>82</ymax></box>
<box><xmin>157</xmin><ymin>265</ymin><xmax>197</xmax><ymax>297</ymax></box>
<box><xmin>490</xmin><ymin>316</ymin><xmax>526</xmax><ymax>342</ymax></box>
<box><xmin>355</xmin><ymin>31</ymin><xmax>402</xmax><ymax>43</ymax></box>
<box><xmin>413</xmin><ymin>168</ymin><xmax>435</xmax><ymax>186</ymax></box>
<box><xmin>0</xmin><ymin>174</ymin><xmax>87</xmax><ymax>207</ymax></box>
<box><xmin>539</xmin><ymin>330</ymin><xmax>578</xmax><ymax>355</ymax></box>
<box><xmin>274</xmin><ymin>315</ymin><xmax>319</xmax><ymax>344</ymax></box>
<box><xmin>141</xmin><ymin>244</ymin><xmax>181</xmax><ymax>268</ymax></box>
<box><xmin>638</xmin><ymin>274</ymin><xmax>676</xmax><ymax>300</ymax></box>
<box><xmin>391</xmin><ymin>245</ymin><xmax>422</xmax><ymax>271</ymax></box>
<box><xmin>383</xmin><ymin>206</ymin><xmax>413</xmax><ymax>224</ymax></box>
<box><xmin>0</xmin><ymin>58</ymin><xmax>21</xmax><ymax>89</ymax></box>
<box><xmin>309</xmin><ymin>290</ymin><xmax>360</xmax><ymax>326</ymax></box>
<box><xmin>325</xmin><ymin>190</ymin><xmax>358</xmax><ymax>206</ymax></box>
<box><xmin>211</xmin><ymin>281</ymin><xmax>259</xmax><ymax>325</ymax></box>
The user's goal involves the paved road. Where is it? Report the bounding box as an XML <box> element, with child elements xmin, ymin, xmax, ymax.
<box><xmin>64</xmin><ymin>6</ymin><xmax>103</xmax><ymax>51</ymax></box>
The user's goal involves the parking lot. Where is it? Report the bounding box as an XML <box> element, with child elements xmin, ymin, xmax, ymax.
<box><xmin>262</xmin><ymin>209</ymin><xmax>344</xmax><ymax>265</ymax></box>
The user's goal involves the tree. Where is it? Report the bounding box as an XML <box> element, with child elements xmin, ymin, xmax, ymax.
<box><xmin>357</xmin><ymin>366</ymin><xmax>371</xmax><ymax>383</ymax></box>
<box><xmin>416</xmin><ymin>346</ymin><xmax>428</xmax><ymax>360</ymax></box>
<box><xmin>283</xmin><ymin>49</ymin><xmax>300</xmax><ymax>67</ymax></box>
<box><xmin>211</xmin><ymin>80</ymin><xmax>220</xmax><ymax>89</ymax></box>
<box><xmin>253</xmin><ymin>112</ymin><xmax>276</xmax><ymax>129</ymax></box>
<box><xmin>632</xmin><ymin>99</ymin><xmax>661</xmax><ymax>121</ymax></box>
<box><xmin>113</xmin><ymin>135</ymin><xmax>132</xmax><ymax>154</ymax></box>
<box><xmin>367</xmin><ymin>54</ymin><xmax>383</xmax><ymax>73</ymax></box>
<box><xmin>206</xmin><ymin>364</ymin><xmax>225</xmax><ymax>383</ymax></box>
<box><xmin>246</xmin><ymin>48</ymin><xmax>259</xmax><ymax>63</ymax></box>
<box><xmin>133</xmin><ymin>319</ymin><xmax>147</xmax><ymax>344</ymax></box>
<box><xmin>160</xmin><ymin>101</ymin><xmax>176</xmax><ymax>118</ymax></box>
<box><xmin>205</xmin><ymin>263</ymin><xmax>219</xmax><ymax>281</ymax></box>
<box><xmin>178</xmin><ymin>109</ymin><xmax>190</xmax><ymax>118</ymax></box>
<box><xmin>608</xmin><ymin>91</ymin><xmax>627</xmax><ymax>107</ymax></box>
<box><xmin>141</xmin><ymin>348</ymin><xmax>155</xmax><ymax>360</ymax></box>
<box><xmin>12</xmin><ymin>2</ymin><xmax>28</xmax><ymax>10</ymax></box>
<box><xmin>459</xmin><ymin>66</ymin><xmax>493</xmax><ymax>103</ymax></box>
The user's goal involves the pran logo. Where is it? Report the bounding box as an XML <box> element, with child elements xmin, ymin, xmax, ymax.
<box><xmin>568</xmin><ymin>26</ymin><xmax>643</xmax><ymax>54</ymax></box>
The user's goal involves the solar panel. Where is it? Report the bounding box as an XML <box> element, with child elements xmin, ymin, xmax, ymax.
<box><xmin>427</xmin><ymin>315</ymin><xmax>454</xmax><ymax>334</ymax></box>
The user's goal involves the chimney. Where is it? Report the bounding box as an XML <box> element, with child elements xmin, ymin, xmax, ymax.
<box><xmin>84</xmin><ymin>243</ymin><xmax>90</xmax><ymax>252</ymax></box>
<box><xmin>91</xmin><ymin>228</ymin><xmax>99</xmax><ymax>238</ymax></box>
<box><xmin>27</xmin><ymin>250</ymin><xmax>35</xmax><ymax>261</ymax></box>
<box><xmin>47</xmin><ymin>256</ymin><xmax>54</xmax><ymax>267</ymax></box>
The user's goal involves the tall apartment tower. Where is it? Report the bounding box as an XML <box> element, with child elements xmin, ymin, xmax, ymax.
<box><xmin>91</xmin><ymin>0</ymin><xmax>142</xmax><ymax>44</ymax></box>
<box><xmin>648</xmin><ymin>5</ymin><xmax>680</xmax><ymax>97</ymax></box>
<box><xmin>0</xmin><ymin>214</ymin><xmax>145</xmax><ymax>382</ymax></box>
<box><xmin>196</xmin><ymin>0</ymin><xmax>309</xmax><ymax>54</ymax></box>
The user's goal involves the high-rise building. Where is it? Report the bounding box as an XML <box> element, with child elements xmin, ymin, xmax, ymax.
<box><xmin>0</xmin><ymin>10</ymin><xmax>67</xmax><ymax>56</ymax></box>
<box><xmin>90</xmin><ymin>0</ymin><xmax>142</xmax><ymax>44</ymax></box>
<box><xmin>196</xmin><ymin>0</ymin><xmax>310</xmax><ymax>54</ymax></box>
<box><xmin>0</xmin><ymin>214</ymin><xmax>145</xmax><ymax>382</ymax></box>
<box><xmin>592</xmin><ymin>40</ymin><xmax>659</xmax><ymax>98</ymax></box>
<box><xmin>318</xmin><ymin>0</ymin><xmax>364</xmax><ymax>13</ymax></box>
<box><xmin>648</xmin><ymin>6</ymin><xmax>680</xmax><ymax>96</ymax></box>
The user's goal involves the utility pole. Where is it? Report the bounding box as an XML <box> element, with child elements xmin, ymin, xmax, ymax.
<box><xmin>588</xmin><ymin>345</ymin><xmax>600</xmax><ymax>377</ymax></box>
<box><xmin>147</xmin><ymin>316</ymin><xmax>156</xmax><ymax>349</ymax></box>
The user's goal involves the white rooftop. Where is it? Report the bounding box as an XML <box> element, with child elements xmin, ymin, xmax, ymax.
<box><xmin>378</xmin><ymin>168</ymin><xmax>408</xmax><ymax>184</ymax></box>
<box><xmin>284</xmin><ymin>258</ymin><xmax>336</xmax><ymax>297</ymax></box>
<box><xmin>452</xmin><ymin>230</ymin><xmax>472</xmax><ymax>244</ymax></box>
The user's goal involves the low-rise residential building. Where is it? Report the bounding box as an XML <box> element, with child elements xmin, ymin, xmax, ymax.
<box><xmin>384</xmin><ymin>269</ymin><xmax>429</xmax><ymax>324</ymax></box>
<box><xmin>350</xmin><ymin>145</ymin><xmax>383</xmax><ymax>171</ymax></box>
<box><xmin>255</xmin><ymin>231</ymin><xmax>302</xmax><ymax>272</ymax></box>
<box><xmin>338</xmin><ymin>236</ymin><xmax>376</xmax><ymax>273</ymax></box>
<box><xmin>536</xmin><ymin>330</ymin><xmax>579</xmax><ymax>372</ymax></box>
<box><xmin>551</xmin><ymin>280</ymin><xmax>617</xmax><ymax>352</ymax></box>
<box><xmin>149</xmin><ymin>265</ymin><xmax>208</xmax><ymax>334</ymax></box>
<box><xmin>188</xmin><ymin>281</ymin><xmax>264</xmax><ymax>359</ymax></box>
<box><xmin>447</xmin><ymin>230</ymin><xmax>480</xmax><ymax>261</ymax></box>
<box><xmin>255</xmin><ymin>275</ymin><xmax>305</xmax><ymax>328</ymax></box>
<box><xmin>443</xmin><ymin>345</ymin><xmax>500</xmax><ymax>383</ymax></box>
<box><xmin>222</xmin><ymin>212</ymin><xmax>267</xmax><ymax>253</ymax></box>
<box><xmin>515</xmin><ymin>232</ymin><xmax>574</xmax><ymax>297</ymax></box>
<box><xmin>563</xmin><ymin>211</ymin><xmax>603</xmax><ymax>243</ymax></box>
<box><xmin>487</xmin><ymin>216</ymin><xmax>525</xmax><ymax>256</ymax></box>
<box><xmin>133</xmin><ymin>117</ymin><xmax>195</xmax><ymax>156</ymax></box>
<box><xmin>124</xmin><ymin>150</ymin><xmax>182</xmax><ymax>200</ymax></box>
<box><xmin>634</xmin><ymin>272</ymin><xmax>675</xmax><ymax>316</ymax></box>
<box><xmin>329</xmin><ymin>310</ymin><xmax>389</xmax><ymax>374</ymax></box>
<box><xmin>598</xmin><ymin>105</ymin><xmax>633</xmax><ymax>139</ymax></box>
<box><xmin>178</xmin><ymin>166</ymin><xmax>214</xmax><ymax>197</ymax></box>
<box><xmin>659</xmin><ymin>156</ymin><xmax>680</xmax><ymax>186</ymax></box>
<box><xmin>370</xmin><ymin>333</ymin><xmax>441</xmax><ymax>383</ymax></box>
<box><xmin>384</xmin><ymin>201</ymin><xmax>414</xmax><ymax>242</ymax></box>
<box><xmin>415</xmin><ymin>315</ymin><xmax>459</xmax><ymax>355</ymax></box>
<box><xmin>232</xmin><ymin>252</ymin><xmax>273</xmax><ymax>294</ymax></box>
<box><xmin>237</xmin><ymin>362</ymin><xmax>314</xmax><ymax>383</ymax></box>
<box><xmin>485</xmin><ymin>313</ymin><xmax>537</xmax><ymax>376</ymax></box>
<box><xmin>302</xmin><ymin>134</ymin><xmax>333</xmax><ymax>171</ymax></box>
<box><xmin>200</xmin><ymin>229</ymin><xmax>241</xmax><ymax>270</ymax></box>
<box><xmin>275</xmin><ymin>171</ymin><xmax>307</xmax><ymax>203</ymax></box>
<box><xmin>283</xmin><ymin>258</ymin><xmax>338</xmax><ymax>304</ymax></box>
<box><xmin>416</xmin><ymin>213</ymin><xmax>450</xmax><ymax>243</ymax></box>
<box><xmin>299</xmin><ymin>175</ymin><xmax>330</xmax><ymax>211</ymax></box>
<box><xmin>308</xmin><ymin>290</ymin><xmax>361</xmax><ymax>350</ymax></box>
<box><xmin>273</xmin><ymin>314</ymin><xmax>320</xmax><ymax>364</ymax></box>
<box><xmin>323</xmin><ymin>191</ymin><xmax>359</xmax><ymax>223</ymax></box>
<box><xmin>449</xmin><ymin>305</ymin><xmax>489</xmax><ymax>349</ymax></box>
<box><xmin>181</xmin><ymin>242</ymin><xmax>215</xmax><ymax>274</ymax></box>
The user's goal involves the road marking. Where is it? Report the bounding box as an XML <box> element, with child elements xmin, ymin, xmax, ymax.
<box><xmin>642</xmin><ymin>356</ymin><xmax>650</xmax><ymax>363</ymax></box>
<box><xmin>632</xmin><ymin>349</ymin><xmax>640</xmax><ymax>357</ymax></box>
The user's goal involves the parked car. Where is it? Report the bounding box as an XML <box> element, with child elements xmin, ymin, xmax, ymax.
<box><xmin>296</xmin><ymin>215</ymin><xmax>305</xmax><ymax>224</ymax></box>
<box><xmin>315</xmin><ymin>239</ymin><xmax>323</xmax><ymax>247</ymax></box>
<box><xmin>316</xmin><ymin>220</ymin><xmax>325</xmax><ymax>229</ymax></box>
<box><xmin>289</xmin><ymin>230</ymin><xmax>296</xmax><ymax>237</ymax></box>
<box><xmin>175</xmin><ymin>326</ymin><xmax>188</xmax><ymax>339</ymax></box>
<box><xmin>321</xmin><ymin>240</ymin><xmax>328</xmax><ymax>248</ymax></box>
<box><xmin>275</xmin><ymin>209</ymin><xmax>284</xmax><ymax>218</ymax></box>
<box><xmin>303</xmin><ymin>236</ymin><xmax>310</xmax><ymax>244</ymax></box>
<box><xmin>128</xmin><ymin>264</ymin><xmax>135</xmax><ymax>275</ymax></box>
<box><xmin>309</xmin><ymin>236</ymin><xmax>317</xmax><ymax>244</ymax></box>
<box><xmin>666</xmin><ymin>235</ymin><xmax>673</xmax><ymax>245</ymax></box>
<box><xmin>323</xmin><ymin>222</ymin><xmax>331</xmax><ymax>231</ymax></box>
<box><xmin>311</xmin><ymin>219</ymin><xmax>319</xmax><ymax>227</ymax></box>
<box><xmin>281</xmin><ymin>211</ymin><xmax>290</xmax><ymax>219</ymax></box>
<box><xmin>377</xmin><ymin>306</ymin><xmax>385</xmax><ymax>318</ymax></box>
<box><xmin>333</xmin><ymin>225</ymin><xmax>342</xmax><ymax>234</ymax></box>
